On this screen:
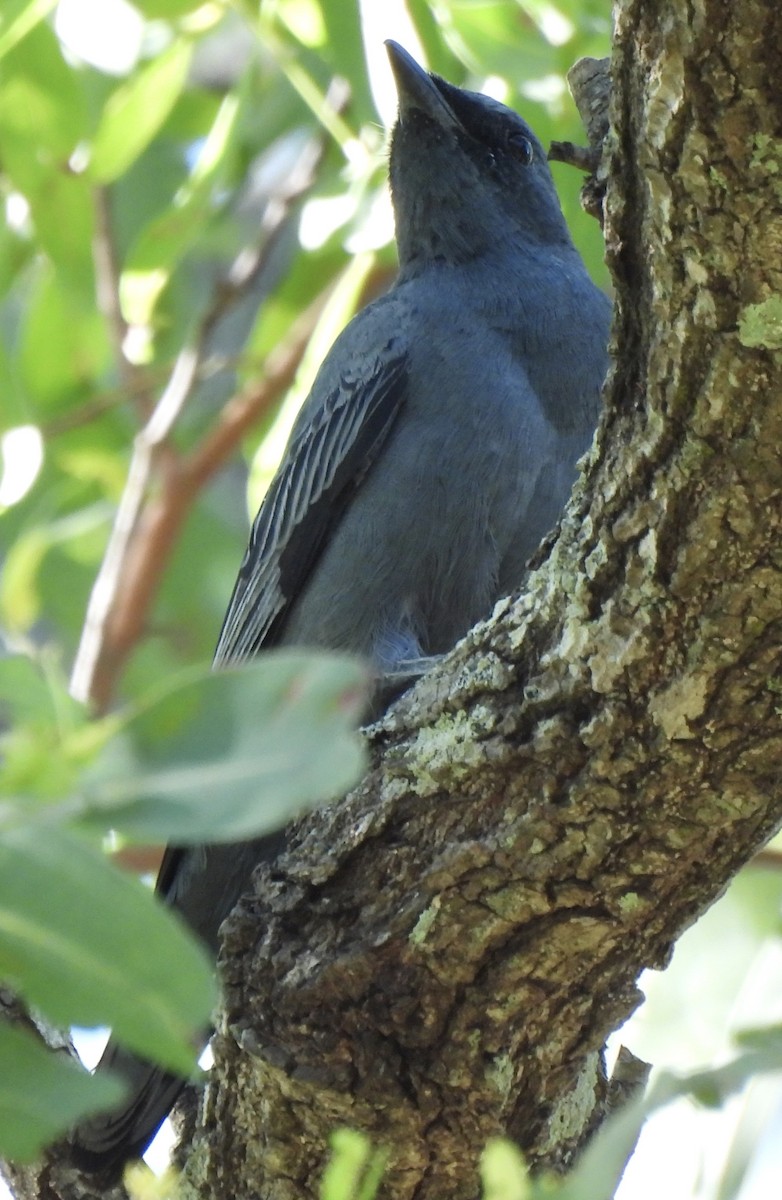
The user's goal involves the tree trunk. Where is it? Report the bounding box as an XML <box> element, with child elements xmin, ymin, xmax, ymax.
<box><xmin>182</xmin><ymin>2</ymin><xmax>782</xmax><ymax>1197</ymax></box>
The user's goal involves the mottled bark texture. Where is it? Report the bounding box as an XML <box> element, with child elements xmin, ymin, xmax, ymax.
<box><xmin>181</xmin><ymin>5</ymin><xmax>782</xmax><ymax>1199</ymax></box>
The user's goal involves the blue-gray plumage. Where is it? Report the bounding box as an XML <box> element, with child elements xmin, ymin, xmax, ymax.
<box><xmin>215</xmin><ymin>45</ymin><xmax>609</xmax><ymax>671</ymax></box>
<box><xmin>71</xmin><ymin>41</ymin><xmax>610</xmax><ymax>1176</ymax></box>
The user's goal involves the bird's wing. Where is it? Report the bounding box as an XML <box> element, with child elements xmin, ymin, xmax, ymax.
<box><xmin>213</xmin><ymin>345</ymin><xmax>409</xmax><ymax>666</ymax></box>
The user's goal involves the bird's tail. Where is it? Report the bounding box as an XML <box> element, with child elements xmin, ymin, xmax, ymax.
<box><xmin>69</xmin><ymin>834</ymin><xmax>287</xmax><ymax>1177</ymax></box>
<box><xmin>69</xmin><ymin>1040</ymin><xmax>190</xmax><ymax>1179</ymax></box>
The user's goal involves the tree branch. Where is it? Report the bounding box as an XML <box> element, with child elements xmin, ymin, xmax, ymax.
<box><xmin>70</xmin><ymin>106</ymin><xmax>348</xmax><ymax>712</ymax></box>
<box><xmin>549</xmin><ymin>57</ymin><xmax>611</xmax><ymax>222</ymax></box>
<box><xmin>70</xmin><ymin>289</ymin><xmax>331</xmax><ymax>713</ymax></box>
<box><xmin>91</xmin><ymin>186</ymin><xmax>150</xmax><ymax>415</ymax></box>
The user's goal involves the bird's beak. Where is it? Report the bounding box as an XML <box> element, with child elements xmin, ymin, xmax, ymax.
<box><xmin>385</xmin><ymin>40</ymin><xmax>461</xmax><ymax>132</ymax></box>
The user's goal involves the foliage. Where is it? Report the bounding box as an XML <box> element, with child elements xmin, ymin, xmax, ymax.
<box><xmin>2</xmin><ymin>0</ymin><xmax>779</xmax><ymax>1194</ymax></box>
<box><xmin>0</xmin><ymin>1024</ymin><xmax>124</xmax><ymax>1162</ymax></box>
<box><xmin>0</xmin><ymin>644</ymin><xmax>367</xmax><ymax>1161</ymax></box>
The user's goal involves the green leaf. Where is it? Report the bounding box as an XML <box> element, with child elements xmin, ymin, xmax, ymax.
<box><xmin>0</xmin><ymin>21</ymin><xmax>87</xmax><ymax>164</ymax></box>
<box><xmin>406</xmin><ymin>2</ymin><xmax>464</xmax><ymax>80</ymax></box>
<box><xmin>25</xmin><ymin>171</ymin><xmax>96</xmax><ymax>294</ymax></box>
<box><xmin>0</xmin><ymin>653</ymin><xmax>71</xmax><ymax>728</ymax></box>
<box><xmin>81</xmin><ymin>651</ymin><xmax>369</xmax><ymax>843</ymax></box>
<box><xmin>713</xmin><ymin>1072</ymin><xmax>782</xmax><ymax>1200</ymax></box>
<box><xmin>734</xmin><ymin>1023</ymin><xmax>782</xmax><ymax>1052</ymax></box>
<box><xmin>321</xmin><ymin>1128</ymin><xmax>387</xmax><ymax>1200</ymax></box>
<box><xmin>133</xmin><ymin>0</ymin><xmax>214</xmax><ymax>16</ymax></box>
<box><xmin>317</xmin><ymin>0</ymin><xmax>374</xmax><ymax>118</ymax></box>
<box><xmin>89</xmin><ymin>39</ymin><xmax>195</xmax><ymax>183</ymax></box>
<box><xmin>0</xmin><ymin>1023</ymin><xmax>125</xmax><ymax>1161</ymax></box>
<box><xmin>19</xmin><ymin>269</ymin><xmax>109</xmax><ymax>408</ymax></box>
<box><xmin>120</xmin><ymin>92</ymin><xmax>243</xmax><ymax>325</ymax></box>
<box><xmin>0</xmin><ymin>0</ymin><xmax>58</xmax><ymax>63</ymax></box>
<box><xmin>0</xmin><ymin>339</ymin><xmax>28</xmax><ymax>429</ymax></box>
<box><xmin>0</xmin><ymin>25</ymin><xmax>94</xmax><ymax>291</ymax></box>
<box><xmin>480</xmin><ymin>1139</ymin><xmax>532</xmax><ymax>1200</ymax></box>
<box><xmin>0</xmin><ymin>826</ymin><xmax>215</xmax><ymax>1074</ymax></box>
<box><xmin>0</xmin><ymin>652</ymin><xmax>116</xmax><ymax>801</ymax></box>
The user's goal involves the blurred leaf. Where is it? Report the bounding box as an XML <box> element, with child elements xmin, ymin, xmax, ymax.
<box><xmin>734</xmin><ymin>1024</ymin><xmax>782</xmax><ymax>1052</ymax></box>
<box><xmin>255</xmin><ymin>12</ymin><xmax>357</xmax><ymax>150</ymax></box>
<box><xmin>444</xmin><ymin>2</ymin><xmax>555</xmax><ymax>77</ymax></box>
<box><xmin>407</xmin><ymin>1</ymin><xmax>464</xmax><ymax>79</ymax></box>
<box><xmin>0</xmin><ymin>1023</ymin><xmax>125</xmax><ymax>1162</ymax></box>
<box><xmin>629</xmin><ymin>866</ymin><xmax>782</xmax><ymax>1072</ymax></box>
<box><xmin>111</xmin><ymin>138</ymin><xmax>192</xmax><ymax>262</ymax></box>
<box><xmin>80</xmin><ymin>652</ymin><xmax>369</xmax><ymax>843</ymax></box>
<box><xmin>0</xmin><ymin>825</ymin><xmax>216</xmax><ymax>1074</ymax></box>
<box><xmin>714</xmin><ymin>1073</ymin><xmax>782</xmax><ymax>1200</ymax></box>
<box><xmin>90</xmin><ymin>39</ymin><xmax>195</xmax><ymax>183</ymax></box>
<box><xmin>0</xmin><ymin>500</ymin><xmax>115</xmax><ymax>654</ymax></box>
<box><xmin>0</xmin><ymin>339</ymin><xmax>29</xmax><ymax>429</ymax></box>
<box><xmin>121</xmin><ymin>92</ymin><xmax>243</xmax><ymax>325</ymax></box>
<box><xmin>25</xmin><ymin>171</ymin><xmax>96</xmax><ymax>293</ymax></box>
<box><xmin>0</xmin><ymin>652</ymin><xmax>81</xmax><ymax>731</ymax></box>
<box><xmin>321</xmin><ymin>1128</ymin><xmax>387</xmax><ymax>1200</ymax></box>
<box><xmin>19</xmin><ymin>269</ymin><xmax>110</xmax><ymax>408</ymax></box>
<box><xmin>558</xmin><ymin>1046</ymin><xmax>782</xmax><ymax>1200</ymax></box>
<box><xmin>317</xmin><ymin>0</ymin><xmax>373</xmax><ymax>117</ymax></box>
<box><xmin>0</xmin><ymin>22</ymin><xmax>86</xmax><ymax>176</ymax></box>
<box><xmin>1</xmin><ymin>529</ymin><xmax>50</xmax><ymax>630</ymax></box>
<box><xmin>0</xmin><ymin>0</ymin><xmax>58</xmax><ymax>61</ymax></box>
<box><xmin>241</xmin><ymin>241</ymin><xmax>348</xmax><ymax>378</ymax></box>
<box><xmin>480</xmin><ymin>1139</ymin><xmax>532</xmax><ymax>1200</ymax></box>
<box><xmin>0</xmin><ymin>220</ymin><xmax>34</xmax><ymax>311</ymax></box>
<box><xmin>0</xmin><ymin>652</ymin><xmax>117</xmax><ymax>800</ymax></box>
<box><xmin>134</xmin><ymin>0</ymin><xmax>214</xmax><ymax>15</ymax></box>
<box><xmin>0</xmin><ymin>24</ymin><xmax>95</xmax><ymax>288</ymax></box>
<box><xmin>678</xmin><ymin>1050</ymin><xmax>782</xmax><ymax>1109</ymax></box>
<box><xmin>276</xmin><ymin>0</ymin><xmax>327</xmax><ymax>48</ymax></box>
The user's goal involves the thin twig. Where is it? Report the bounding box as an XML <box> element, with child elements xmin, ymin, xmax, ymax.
<box><xmin>548</xmin><ymin>140</ymin><xmax>601</xmax><ymax>173</ymax></box>
<box><xmin>553</xmin><ymin>55</ymin><xmax>612</xmax><ymax>225</ymax></box>
<box><xmin>91</xmin><ymin>186</ymin><xmax>151</xmax><ymax>415</ymax></box>
<box><xmin>70</xmin><ymin>98</ymin><xmax>350</xmax><ymax>710</ymax></box>
<box><xmin>41</xmin><ymin>354</ymin><xmax>265</xmax><ymax>438</ymax></box>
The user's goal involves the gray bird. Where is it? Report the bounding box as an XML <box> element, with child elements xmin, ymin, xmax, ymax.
<box><xmin>71</xmin><ymin>41</ymin><xmax>611</xmax><ymax>1177</ymax></box>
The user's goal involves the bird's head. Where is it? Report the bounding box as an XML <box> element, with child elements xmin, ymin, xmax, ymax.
<box><xmin>386</xmin><ymin>41</ymin><xmax>572</xmax><ymax>270</ymax></box>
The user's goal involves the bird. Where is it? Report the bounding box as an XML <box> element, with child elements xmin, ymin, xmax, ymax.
<box><xmin>70</xmin><ymin>40</ymin><xmax>611</xmax><ymax>1178</ymax></box>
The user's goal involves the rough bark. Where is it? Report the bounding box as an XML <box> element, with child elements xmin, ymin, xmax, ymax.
<box><xmin>13</xmin><ymin>2</ymin><xmax>782</xmax><ymax>1198</ymax></box>
<box><xmin>172</xmin><ymin>2</ymin><xmax>782</xmax><ymax>1197</ymax></box>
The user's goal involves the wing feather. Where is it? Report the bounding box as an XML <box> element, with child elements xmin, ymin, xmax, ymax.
<box><xmin>213</xmin><ymin>348</ymin><xmax>408</xmax><ymax>666</ymax></box>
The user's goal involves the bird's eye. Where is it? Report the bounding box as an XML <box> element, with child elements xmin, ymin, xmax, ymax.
<box><xmin>507</xmin><ymin>133</ymin><xmax>534</xmax><ymax>165</ymax></box>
